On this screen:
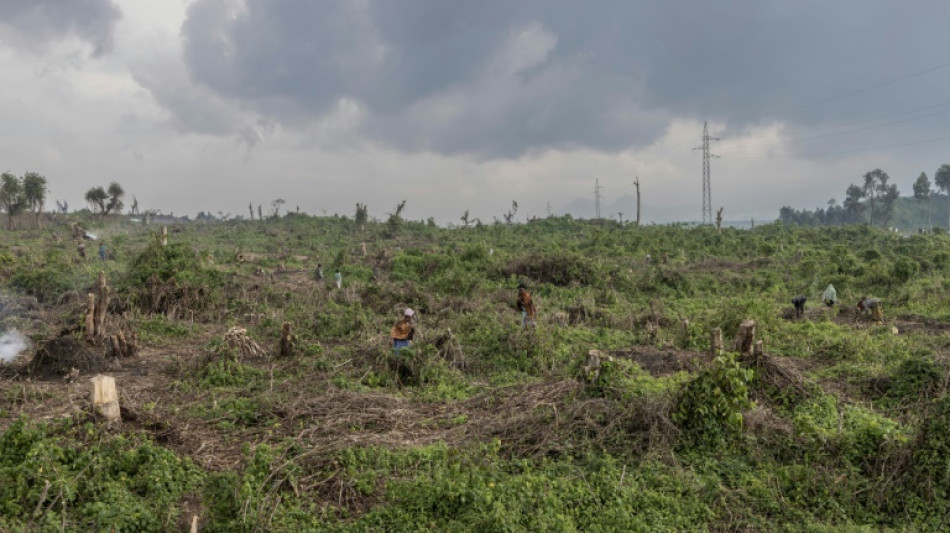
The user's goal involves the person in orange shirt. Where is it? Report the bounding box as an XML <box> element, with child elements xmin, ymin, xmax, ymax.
<box><xmin>516</xmin><ymin>283</ymin><xmax>537</xmax><ymax>329</ymax></box>
<box><xmin>391</xmin><ymin>308</ymin><xmax>416</xmax><ymax>353</ymax></box>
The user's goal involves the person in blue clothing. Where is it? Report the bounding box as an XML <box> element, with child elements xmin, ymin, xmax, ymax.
<box><xmin>98</xmin><ymin>242</ymin><xmax>107</xmax><ymax>261</ymax></box>
<box><xmin>391</xmin><ymin>308</ymin><xmax>416</xmax><ymax>354</ymax></box>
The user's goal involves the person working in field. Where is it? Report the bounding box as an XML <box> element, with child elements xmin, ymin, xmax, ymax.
<box><xmin>822</xmin><ymin>284</ymin><xmax>838</xmax><ymax>307</ymax></box>
<box><xmin>391</xmin><ymin>308</ymin><xmax>416</xmax><ymax>354</ymax></box>
<box><xmin>857</xmin><ymin>297</ymin><xmax>884</xmax><ymax>323</ymax></box>
<box><xmin>516</xmin><ymin>282</ymin><xmax>537</xmax><ymax>329</ymax></box>
<box><xmin>792</xmin><ymin>295</ymin><xmax>807</xmax><ymax>318</ymax></box>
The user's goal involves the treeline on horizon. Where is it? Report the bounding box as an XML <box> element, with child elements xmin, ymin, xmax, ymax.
<box><xmin>780</xmin><ymin>165</ymin><xmax>950</xmax><ymax>230</ymax></box>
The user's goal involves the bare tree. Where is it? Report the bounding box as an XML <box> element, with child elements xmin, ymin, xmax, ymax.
<box><xmin>634</xmin><ymin>176</ymin><xmax>641</xmax><ymax>227</ymax></box>
<box><xmin>503</xmin><ymin>201</ymin><xmax>518</xmax><ymax>225</ymax></box>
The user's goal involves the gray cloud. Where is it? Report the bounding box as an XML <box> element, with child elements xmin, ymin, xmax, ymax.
<box><xmin>172</xmin><ymin>0</ymin><xmax>950</xmax><ymax>159</ymax></box>
<box><xmin>0</xmin><ymin>0</ymin><xmax>121</xmax><ymax>56</ymax></box>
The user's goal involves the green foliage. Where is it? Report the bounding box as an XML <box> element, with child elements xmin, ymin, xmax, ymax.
<box><xmin>0</xmin><ymin>418</ymin><xmax>204</xmax><ymax>532</ymax></box>
<box><xmin>198</xmin><ymin>354</ymin><xmax>266</xmax><ymax>389</ymax></box>
<box><xmin>674</xmin><ymin>352</ymin><xmax>755</xmax><ymax>445</ymax></box>
<box><xmin>908</xmin><ymin>396</ymin><xmax>950</xmax><ymax>505</ymax></box>
<box><xmin>136</xmin><ymin>315</ymin><xmax>196</xmax><ymax>343</ymax></box>
<box><xmin>891</xmin><ymin>256</ymin><xmax>920</xmax><ymax>283</ymax></box>
<box><xmin>7</xmin><ymin>212</ymin><xmax>950</xmax><ymax>530</ymax></box>
<box><xmin>340</xmin><ymin>442</ymin><xmax>714</xmax><ymax>531</ymax></box>
<box><xmin>7</xmin><ymin>250</ymin><xmax>76</xmax><ymax>302</ymax></box>
<box><xmin>884</xmin><ymin>354</ymin><xmax>945</xmax><ymax>403</ymax></box>
<box><xmin>584</xmin><ymin>357</ymin><xmax>682</xmax><ymax>400</ymax></box>
<box><xmin>126</xmin><ymin>240</ymin><xmax>205</xmax><ymax>286</ymax></box>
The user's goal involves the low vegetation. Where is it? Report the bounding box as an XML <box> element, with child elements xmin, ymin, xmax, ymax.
<box><xmin>1</xmin><ymin>212</ymin><xmax>950</xmax><ymax>531</ymax></box>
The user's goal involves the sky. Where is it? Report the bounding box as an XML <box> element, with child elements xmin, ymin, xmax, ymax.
<box><xmin>2</xmin><ymin>1</ymin><xmax>950</xmax><ymax>224</ymax></box>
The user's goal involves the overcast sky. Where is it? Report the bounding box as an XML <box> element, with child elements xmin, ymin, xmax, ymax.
<box><xmin>2</xmin><ymin>1</ymin><xmax>950</xmax><ymax>224</ymax></box>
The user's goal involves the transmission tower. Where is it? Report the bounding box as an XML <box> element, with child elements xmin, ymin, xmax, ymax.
<box><xmin>693</xmin><ymin>121</ymin><xmax>719</xmax><ymax>224</ymax></box>
<box><xmin>594</xmin><ymin>179</ymin><xmax>605</xmax><ymax>219</ymax></box>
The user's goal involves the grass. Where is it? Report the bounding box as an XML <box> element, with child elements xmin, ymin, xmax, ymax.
<box><xmin>1</xmin><ymin>214</ymin><xmax>949</xmax><ymax>530</ymax></box>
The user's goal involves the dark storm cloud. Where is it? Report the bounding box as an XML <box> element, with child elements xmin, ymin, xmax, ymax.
<box><xmin>0</xmin><ymin>0</ymin><xmax>121</xmax><ymax>56</ymax></box>
<box><xmin>177</xmin><ymin>0</ymin><xmax>950</xmax><ymax>158</ymax></box>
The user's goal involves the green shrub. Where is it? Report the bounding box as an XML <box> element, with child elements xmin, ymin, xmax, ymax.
<box><xmin>126</xmin><ymin>241</ymin><xmax>204</xmax><ymax>285</ymax></box>
<box><xmin>674</xmin><ymin>352</ymin><xmax>755</xmax><ymax>445</ymax></box>
<box><xmin>885</xmin><ymin>355</ymin><xmax>944</xmax><ymax>403</ymax></box>
<box><xmin>891</xmin><ymin>257</ymin><xmax>920</xmax><ymax>283</ymax></box>
<box><xmin>0</xmin><ymin>418</ymin><xmax>204</xmax><ymax>532</ymax></box>
<box><xmin>907</xmin><ymin>396</ymin><xmax>950</xmax><ymax>505</ymax></box>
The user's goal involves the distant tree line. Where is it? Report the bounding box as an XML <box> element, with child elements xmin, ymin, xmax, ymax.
<box><xmin>779</xmin><ymin>165</ymin><xmax>950</xmax><ymax>229</ymax></box>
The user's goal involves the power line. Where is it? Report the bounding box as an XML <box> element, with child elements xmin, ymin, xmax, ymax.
<box><xmin>779</xmin><ymin>99</ymin><xmax>950</xmax><ymax>138</ymax></box>
<box><xmin>722</xmin><ymin>133</ymin><xmax>950</xmax><ymax>161</ymax></box>
<box><xmin>721</xmin><ymin>103</ymin><xmax>950</xmax><ymax>154</ymax></box>
<box><xmin>732</xmin><ymin>60</ymin><xmax>950</xmax><ymax>123</ymax></box>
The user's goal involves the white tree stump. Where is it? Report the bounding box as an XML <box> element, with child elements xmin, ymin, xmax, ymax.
<box><xmin>89</xmin><ymin>374</ymin><xmax>121</xmax><ymax>421</ymax></box>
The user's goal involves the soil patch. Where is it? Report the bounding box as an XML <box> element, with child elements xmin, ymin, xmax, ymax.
<box><xmin>28</xmin><ymin>334</ymin><xmax>104</xmax><ymax>380</ymax></box>
<box><xmin>609</xmin><ymin>345</ymin><xmax>710</xmax><ymax>377</ymax></box>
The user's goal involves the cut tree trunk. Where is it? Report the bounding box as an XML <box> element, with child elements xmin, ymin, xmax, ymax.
<box><xmin>84</xmin><ymin>293</ymin><xmax>96</xmax><ymax>340</ymax></box>
<box><xmin>89</xmin><ymin>374</ymin><xmax>121</xmax><ymax>421</ymax></box>
<box><xmin>733</xmin><ymin>320</ymin><xmax>756</xmax><ymax>356</ymax></box>
<box><xmin>279</xmin><ymin>322</ymin><xmax>294</xmax><ymax>357</ymax></box>
<box><xmin>94</xmin><ymin>271</ymin><xmax>109</xmax><ymax>337</ymax></box>
<box><xmin>710</xmin><ymin>327</ymin><xmax>723</xmax><ymax>357</ymax></box>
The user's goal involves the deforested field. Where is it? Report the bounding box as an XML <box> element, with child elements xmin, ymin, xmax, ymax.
<box><xmin>2</xmin><ymin>214</ymin><xmax>950</xmax><ymax>531</ymax></box>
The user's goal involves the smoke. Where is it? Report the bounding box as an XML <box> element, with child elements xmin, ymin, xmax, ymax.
<box><xmin>0</xmin><ymin>329</ymin><xmax>28</xmax><ymax>363</ymax></box>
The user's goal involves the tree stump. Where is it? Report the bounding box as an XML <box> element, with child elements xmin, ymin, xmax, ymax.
<box><xmin>94</xmin><ymin>272</ymin><xmax>110</xmax><ymax>337</ymax></box>
<box><xmin>361</xmin><ymin>242</ymin><xmax>367</xmax><ymax>256</ymax></box>
<box><xmin>84</xmin><ymin>293</ymin><xmax>96</xmax><ymax>340</ymax></box>
<box><xmin>161</xmin><ymin>225</ymin><xmax>168</xmax><ymax>246</ymax></box>
<box><xmin>733</xmin><ymin>320</ymin><xmax>756</xmax><ymax>356</ymax></box>
<box><xmin>753</xmin><ymin>340</ymin><xmax>764</xmax><ymax>357</ymax></box>
<box><xmin>710</xmin><ymin>327</ymin><xmax>723</xmax><ymax>357</ymax></box>
<box><xmin>89</xmin><ymin>374</ymin><xmax>120</xmax><ymax>421</ymax></box>
<box><xmin>583</xmin><ymin>350</ymin><xmax>603</xmax><ymax>384</ymax></box>
<box><xmin>279</xmin><ymin>322</ymin><xmax>294</xmax><ymax>357</ymax></box>
<box><xmin>109</xmin><ymin>330</ymin><xmax>138</xmax><ymax>358</ymax></box>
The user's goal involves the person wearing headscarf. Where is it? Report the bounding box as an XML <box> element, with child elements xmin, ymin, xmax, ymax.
<box><xmin>391</xmin><ymin>308</ymin><xmax>416</xmax><ymax>353</ymax></box>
